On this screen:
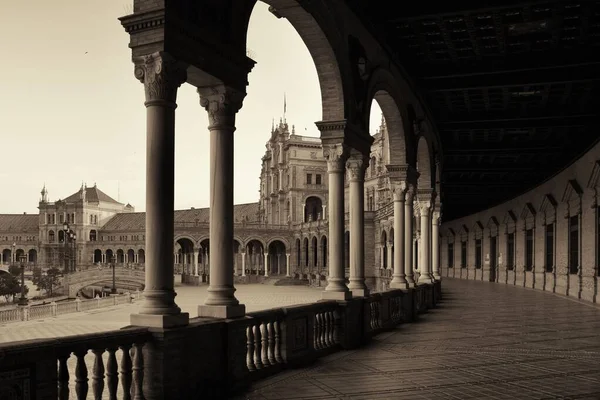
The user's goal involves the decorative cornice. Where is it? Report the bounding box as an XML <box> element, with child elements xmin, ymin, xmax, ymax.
<box><xmin>120</xmin><ymin>9</ymin><xmax>165</xmax><ymax>35</ymax></box>
<box><xmin>539</xmin><ymin>194</ymin><xmax>557</xmax><ymax>213</ymax></box>
<box><xmin>562</xmin><ymin>179</ymin><xmax>583</xmax><ymax>203</ymax></box>
<box><xmin>503</xmin><ymin>210</ymin><xmax>517</xmax><ymax>224</ymax></box>
<box><xmin>472</xmin><ymin>220</ymin><xmax>484</xmax><ymax>232</ymax></box>
<box><xmin>315</xmin><ymin>120</ymin><xmax>347</xmax><ymax>132</ymax></box>
<box><xmin>520</xmin><ymin>202</ymin><xmax>537</xmax><ymax>220</ymax></box>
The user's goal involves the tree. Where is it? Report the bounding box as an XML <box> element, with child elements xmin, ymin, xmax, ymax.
<box><xmin>36</xmin><ymin>267</ymin><xmax>61</xmax><ymax>297</ymax></box>
<box><xmin>32</xmin><ymin>266</ymin><xmax>42</xmax><ymax>286</ymax></box>
<box><xmin>8</xmin><ymin>263</ymin><xmax>21</xmax><ymax>277</ymax></box>
<box><xmin>0</xmin><ymin>274</ymin><xmax>21</xmax><ymax>303</ymax></box>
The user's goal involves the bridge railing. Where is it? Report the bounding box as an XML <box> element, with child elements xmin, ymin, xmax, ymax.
<box><xmin>0</xmin><ymin>282</ymin><xmax>441</xmax><ymax>398</ymax></box>
<box><xmin>0</xmin><ymin>292</ymin><xmax>141</xmax><ymax>324</ymax></box>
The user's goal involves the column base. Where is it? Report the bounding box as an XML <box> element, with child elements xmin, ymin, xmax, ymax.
<box><xmin>350</xmin><ymin>288</ymin><xmax>370</xmax><ymax>297</ymax></box>
<box><xmin>198</xmin><ymin>304</ymin><xmax>246</xmax><ymax>319</ymax></box>
<box><xmin>418</xmin><ymin>275</ymin><xmax>434</xmax><ymax>284</ymax></box>
<box><xmin>322</xmin><ymin>290</ymin><xmax>352</xmax><ymax>301</ymax></box>
<box><xmin>130</xmin><ymin>312</ymin><xmax>189</xmax><ymax>328</ymax></box>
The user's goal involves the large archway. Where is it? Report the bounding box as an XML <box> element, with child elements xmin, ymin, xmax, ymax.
<box><xmin>416</xmin><ymin>135</ymin><xmax>434</xmax><ymax>191</ymax></box>
<box><xmin>176</xmin><ymin>237</ymin><xmax>195</xmax><ymax>275</ymax></box>
<box><xmin>94</xmin><ymin>249</ymin><xmax>102</xmax><ymax>264</ymax></box>
<box><xmin>28</xmin><ymin>249</ymin><xmax>37</xmax><ymax>265</ymax></box>
<box><xmin>267</xmin><ymin>240</ymin><xmax>287</xmax><ymax>275</ymax></box>
<box><xmin>2</xmin><ymin>249</ymin><xmax>11</xmax><ymax>264</ymax></box>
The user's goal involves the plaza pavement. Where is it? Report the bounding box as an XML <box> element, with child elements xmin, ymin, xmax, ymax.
<box><xmin>0</xmin><ymin>282</ymin><xmax>325</xmax><ymax>343</ymax></box>
<box><xmin>238</xmin><ymin>278</ymin><xmax>600</xmax><ymax>400</ymax></box>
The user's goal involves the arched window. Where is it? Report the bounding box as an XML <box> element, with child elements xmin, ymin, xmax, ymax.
<box><xmin>89</xmin><ymin>230</ymin><xmax>97</xmax><ymax>242</ymax></box>
<box><xmin>48</xmin><ymin>230</ymin><xmax>55</xmax><ymax>243</ymax></box>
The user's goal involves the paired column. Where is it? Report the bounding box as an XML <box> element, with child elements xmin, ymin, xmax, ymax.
<box><xmin>404</xmin><ymin>186</ymin><xmax>416</xmax><ymax>287</ymax></box>
<box><xmin>286</xmin><ymin>253</ymin><xmax>291</xmax><ymax>276</ymax></box>
<box><xmin>432</xmin><ymin>209</ymin><xmax>441</xmax><ymax>280</ymax></box>
<box><xmin>197</xmin><ymin>85</ymin><xmax>246</xmax><ymax>319</ymax></box>
<box><xmin>130</xmin><ymin>52</ymin><xmax>189</xmax><ymax>328</ymax></box>
<box><xmin>418</xmin><ymin>199</ymin><xmax>434</xmax><ymax>284</ymax></box>
<box><xmin>390</xmin><ymin>184</ymin><xmax>407</xmax><ymax>288</ymax></box>
<box><xmin>193</xmin><ymin>250</ymin><xmax>199</xmax><ymax>276</ymax></box>
<box><xmin>241</xmin><ymin>252</ymin><xmax>246</xmax><ymax>276</ymax></box>
<box><xmin>264</xmin><ymin>253</ymin><xmax>269</xmax><ymax>277</ymax></box>
<box><xmin>346</xmin><ymin>151</ymin><xmax>369</xmax><ymax>297</ymax></box>
<box><xmin>322</xmin><ymin>143</ymin><xmax>351</xmax><ymax>300</ymax></box>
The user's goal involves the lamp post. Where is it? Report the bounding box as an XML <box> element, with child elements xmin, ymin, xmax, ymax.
<box><xmin>62</xmin><ymin>223</ymin><xmax>76</xmax><ymax>274</ymax></box>
<box><xmin>111</xmin><ymin>255</ymin><xmax>117</xmax><ymax>294</ymax></box>
<box><xmin>18</xmin><ymin>255</ymin><xmax>28</xmax><ymax>306</ymax></box>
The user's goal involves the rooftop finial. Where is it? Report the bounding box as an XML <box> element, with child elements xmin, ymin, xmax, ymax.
<box><xmin>271</xmin><ymin>118</ymin><xmax>275</xmax><ymax>133</ymax></box>
<box><xmin>283</xmin><ymin>92</ymin><xmax>287</xmax><ymax>123</ymax></box>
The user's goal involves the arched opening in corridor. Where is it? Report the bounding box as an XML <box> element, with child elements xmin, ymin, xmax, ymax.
<box><xmin>246</xmin><ymin>239</ymin><xmax>265</xmax><ymax>275</ymax></box>
<box><xmin>267</xmin><ymin>240</ymin><xmax>286</xmax><ymax>275</ymax></box>
<box><xmin>233</xmin><ymin>240</ymin><xmax>242</xmax><ymax>275</ymax></box>
<box><xmin>1</xmin><ymin>249</ymin><xmax>10</xmax><ymax>264</ymax></box>
<box><xmin>105</xmin><ymin>249</ymin><xmax>114</xmax><ymax>264</ymax></box>
<box><xmin>304</xmin><ymin>196</ymin><xmax>323</xmax><ymax>222</ymax></box>
<box><xmin>321</xmin><ymin>236</ymin><xmax>327</xmax><ymax>269</ymax></box>
<box><xmin>138</xmin><ymin>249</ymin><xmax>145</xmax><ymax>265</ymax></box>
<box><xmin>199</xmin><ymin>239</ymin><xmax>210</xmax><ymax>276</ymax></box>
<box><xmin>127</xmin><ymin>249</ymin><xmax>135</xmax><ymax>264</ymax></box>
<box><xmin>116</xmin><ymin>249</ymin><xmax>125</xmax><ymax>264</ymax></box>
<box><xmin>311</xmin><ymin>236</ymin><xmax>318</xmax><ymax>271</ymax></box>
<box><xmin>381</xmin><ymin>231</ymin><xmax>388</xmax><ymax>269</ymax></box>
<box><xmin>15</xmin><ymin>249</ymin><xmax>25</xmax><ymax>263</ymax></box>
<box><xmin>303</xmin><ymin>237</ymin><xmax>309</xmax><ymax>269</ymax></box>
<box><xmin>28</xmin><ymin>249</ymin><xmax>37</xmax><ymax>264</ymax></box>
<box><xmin>176</xmin><ymin>237</ymin><xmax>195</xmax><ymax>275</ymax></box>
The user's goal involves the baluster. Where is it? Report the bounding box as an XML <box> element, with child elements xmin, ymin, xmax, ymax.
<box><xmin>322</xmin><ymin>312</ymin><xmax>329</xmax><ymax>348</ymax></box>
<box><xmin>320</xmin><ymin>313</ymin><xmax>326</xmax><ymax>348</ymax></box>
<box><xmin>246</xmin><ymin>325</ymin><xmax>255</xmax><ymax>371</ymax></box>
<box><xmin>120</xmin><ymin>344</ymin><xmax>133</xmax><ymax>400</ymax></box>
<box><xmin>74</xmin><ymin>350</ymin><xmax>89</xmax><ymax>400</ymax></box>
<box><xmin>253</xmin><ymin>324</ymin><xmax>263</xmax><ymax>369</ymax></box>
<box><xmin>106</xmin><ymin>347</ymin><xmax>119</xmax><ymax>400</ymax></box>
<box><xmin>267</xmin><ymin>321</ymin><xmax>276</xmax><ymax>365</ymax></box>
<box><xmin>369</xmin><ymin>302</ymin><xmax>375</xmax><ymax>330</ymax></box>
<box><xmin>273</xmin><ymin>320</ymin><xmax>283</xmax><ymax>363</ymax></box>
<box><xmin>132</xmin><ymin>342</ymin><xmax>144</xmax><ymax>400</ymax></box>
<box><xmin>327</xmin><ymin>311</ymin><xmax>334</xmax><ymax>347</ymax></box>
<box><xmin>315</xmin><ymin>313</ymin><xmax>323</xmax><ymax>349</ymax></box>
<box><xmin>260</xmin><ymin>322</ymin><xmax>269</xmax><ymax>367</ymax></box>
<box><xmin>91</xmin><ymin>349</ymin><xmax>105</xmax><ymax>399</ymax></box>
<box><xmin>57</xmin><ymin>353</ymin><xmax>70</xmax><ymax>400</ymax></box>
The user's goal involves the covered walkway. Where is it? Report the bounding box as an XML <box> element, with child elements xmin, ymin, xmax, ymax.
<box><xmin>239</xmin><ymin>279</ymin><xmax>600</xmax><ymax>399</ymax></box>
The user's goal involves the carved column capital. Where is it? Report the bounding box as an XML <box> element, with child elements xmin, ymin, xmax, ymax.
<box><xmin>323</xmin><ymin>143</ymin><xmax>350</xmax><ymax>173</ymax></box>
<box><xmin>416</xmin><ymin>199</ymin><xmax>432</xmax><ymax>215</ymax></box>
<box><xmin>391</xmin><ymin>181</ymin><xmax>408</xmax><ymax>202</ymax></box>
<box><xmin>198</xmin><ymin>85</ymin><xmax>246</xmax><ymax>130</ymax></box>
<box><xmin>346</xmin><ymin>151</ymin><xmax>369</xmax><ymax>181</ymax></box>
<box><xmin>405</xmin><ymin>184</ymin><xmax>416</xmax><ymax>204</ymax></box>
<box><xmin>432</xmin><ymin>210</ymin><xmax>441</xmax><ymax>225</ymax></box>
<box><xmin>134</xmin><ymin>52</ymin><xmax>187</xmax><ymax>106</ymax></box>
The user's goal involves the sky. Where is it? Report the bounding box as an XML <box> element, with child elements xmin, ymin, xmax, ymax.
<box><xmin>0</xmin><ymin>1</ymin><xmax>382</xmax><ymax>214</ymax></box>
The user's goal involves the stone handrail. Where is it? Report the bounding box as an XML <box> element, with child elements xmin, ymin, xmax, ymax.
<box><xmin>0</xmin><ymin>327</ymin><xmax>151</xmax><ymax>399</ymax></box>
<box><xmin>0</xmin><ymin>292</ymin><xmax>140</xmax><ymax>324</ymax></box>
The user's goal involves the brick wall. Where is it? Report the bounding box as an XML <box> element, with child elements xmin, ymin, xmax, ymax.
<box><xmin>441</xmin><ymin>141</ymin><xmax>600</xmax><ymax>304</ymax></box>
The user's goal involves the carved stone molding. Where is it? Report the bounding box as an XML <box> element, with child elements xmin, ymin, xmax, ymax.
<box><xmin>322</xmin><ymin>143</ymin><xmax>350</xmax><ymax>172</ymax></box>
<box><xmin>386</xmin><ymin>164</ymin><xmax>419</xmax><ymax>185</ymax></box>
<box><xmin>416</xmin><ymin>199</ymin><xmax>432</xmax><ymax>214</ymax></box>
<box><xmin>346</xmin><ymin>151</ymin><xmax>369</xmax><ymax>181</ymax></box>
<box><xmin>391</xmin><ymin>181</ymin><xmax>408</xmax><ymax>202</ymax></box>
<box><xmin>133</xmin><ymin>52</ymin><xmax>187</xmax><ymax>105</ymax></box>
<box><xmin>198</xmin><ymin>85</ymin><xmax>246</xmax><ymax>130</ymax></box>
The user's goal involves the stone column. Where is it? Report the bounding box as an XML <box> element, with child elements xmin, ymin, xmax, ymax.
<box><xmin>390</xmin><ymin>184</ymin><xmax>407</xmax><ymax>288</ymax></box>
<box><xmin>346</xmin><ymin>151</ymin><xmax>369</xmax><ymax>297</ymax></box>
<box><xmin>264</xmin><ymin>253</ymin><xmax>269</xmax><ymax>277</ymax></box>
<box><xmin>286</xmin><ymin>253</ymin><xmax>291</xmax><ymax>276</ymax></box>
<box><xmin>197</xmin><ymin>85</ymin><xmax>246</xmax><ymax>319</ymax></box>
<box><xmin>418</xmin><ymin>200</ymin><xmax>433</xmax><ymax>284</ymax></box>
<box><xmin>130</xmin><ymin>52</ymin><xmax>188</xmax><ymax>328</ymax></box>
<box><xmin>405</xmin><ymin>186</ymin><xmax>416</xmax><ymax>287</ymax></box>
<box><xmin>193</xmin><ymin>250</ymin><xmax>199</xmax><ymax>276</ymax></box>
<box><xmin>387</xmin><ymin>242</ymin><xmax>393</xmax><ymax>275</ymax></box>
<box><xmin>322</xmin><ymin>143</ymin><xmax>351</xmax><ymax>300</ymax></box>
<box><xmin>432</xmin><ymin>210</ymin><xmax>441</xmax><ymax>280</ymax></box>
<box><xmin>241</xmin><ymin>251</ymin><xmax>246</xmax><ymax>277</ymax></box>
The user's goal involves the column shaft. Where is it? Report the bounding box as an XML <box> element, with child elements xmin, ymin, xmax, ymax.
<box><xmin>418</xmin><ymin>204</ymin><xmax>433</xmax><ymax>284</ymax></box>
<box><xmin>347</xmin><ymin>153</ymin><xmax>368</xmax><ymax>297</ymax></box>
<box><xmin>432</xmin><ymin>211</ymin><xmax>441</xmax><ymax>280</ymax></box>
<box><xmin>322</xmin><ymin>144</ymin><xmax>351</xmax><ymax>300</ymax></box>
<box><xmin>241</xmin><ymin>252</ymin><xmax>246</xmax><ymax>277</ymax></box>
<box><xmin>405</xmin><ymin>188</ymin><xmax>416</xmax><ymax>287</ymax></box>
<box><xmin>390</xmin><ymin>189</ymin><xmax>407</xmax><ymax>288</ymax></box>
<box><xmin>286</xmin><ymin>253</ymin><xmax>291</xmax><ymax>277</ymax></box>
<box><xmin>197</xmin><ymin>85</ymin><xmax>246</xmax><ymax>318</ymax></box>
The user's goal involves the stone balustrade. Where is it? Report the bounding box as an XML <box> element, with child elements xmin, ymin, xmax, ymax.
<box><xmin>0</xmin><ymin>282</ymin><xmax>440</xmax><ymax>398</ymax></box>
<box><xmin>0</xmin><ymin>292</ymin><xmax>140</xmax><ymax>324</ymax></box>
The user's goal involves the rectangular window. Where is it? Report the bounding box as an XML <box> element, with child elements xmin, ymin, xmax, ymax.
<box><xmin>460</xmin><ymin>241</ymin><xmax>467</xmax><ymax>268</ymax></box>
<box><xmin>545</xmin><ymin>224</ymin><xmax>554</xmax><ymax>272</ymax></box>
<box><xmin>525</xmin><ymin>228</ymin><xmax>534</xmax><ymax>271</ymax></box>
<box><xmin>315</xmin><ymin>174</ymin><xmax>322</xmax><ymax>185</ymax></box>
<box><xmin>569</xmin><ymin>215</ymin><xmax>579</xmax><ymax>274</ymax></box>
<box><xmin>507</xmin><ymin>233</ymin><xmax>515</xmax><ymax>270</ymax></box>
<box><xmin>59</xmin><ymin>214</ymin><xmax>64</xmax><ymax>224</ymax></box>
<box><xmin>306</xmin><ymin>174</ymin><xmax>312</xmax><ymax>185</ymax></box>
<box><xmin>448</xmin><ymin>243</ymin><xmax>454</xmax><ymax>268</ymax></box>
<box><xmin>475</xmin><ymin>239</ymin><xmax>482</xmax><ymax>269</ymax></box>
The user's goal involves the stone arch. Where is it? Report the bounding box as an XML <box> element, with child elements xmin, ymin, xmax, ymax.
<box><xmin>28</xmin><ymin>249</ymin><xmax>37</xmax><ymax>264</ymax></box>
<box><xmin>1</xmin><ymin>249</ymin><xmax>10</xmax><ymax>263</ymax></box>
<box><xmin>105</xmin><ymin>249</ymin><xmax>115</xmax><ymax>263</ymax></box>
<box><xmin>127</xmin><ymin>249</ymin><xmax>135</xmax><ymax>263</ymax></box>
<box><xmin>304</xmin><ymin>196</ymin><xmax>324</xmax><ymax>222</ymax></box>
<box><xmin>416</xmin><ymin>135</ymin><xmax>434</xmax><ymax>190</ymax></box>
<box><xmin>138</xmin><ymin>249</ymin><xmax>145</xmax><ymax>264</ymax></box>
<box><xmin>252</xmin><ymin>0</ymin><xmax>347</xmax><ymax>121</ymax></box>
<box><xmin>116</xmin><ymin>249</ymin><xmax>125</xmax><ymax>263</ymax></box>
<box><xmin>365</xmin><ymin>68</ymin><xmax>410</xmax><ymax>165</ymax></box>
<box><xmin>15</xmin><ymin>249</ymin><xmax>25</xmax><ymax>263</ymax></box>
<box><xmin>48</xmin><ymin>230</ymin><xmax>55</xmax><ymax>243</ymax></box>
<box><xmin>266</xmin><ymin>237</ymin><xmax>289</xmax><ymax>251</ymax></box>
<box><xmin>245</xmin><ymin>237</ymin><xmax>267</xmax><ymax>250</ymax></box>
<box><xmin>89</xmin><ymin>229</ymin><xmax>97</xmax><ymax>242</ymax></box>
<box><xmin>174</xmin><ymin>234</ymin><xmax>196</xmax><ymax>244</ymax></box>
<box><xmin>267</xmin><ymin>240</ymin><xmax>287</xmax><ymax>275</ymax></box>
<box><xmin>246</xmin><ymin>239</ymin><xmax>266</xmax><ymax>274</ymax></box>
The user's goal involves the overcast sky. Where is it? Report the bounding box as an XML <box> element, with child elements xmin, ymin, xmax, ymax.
<box><xmin>1</xmin><ymin>1</ymin><xmax>382</xmax><ymax>214</ymax></box>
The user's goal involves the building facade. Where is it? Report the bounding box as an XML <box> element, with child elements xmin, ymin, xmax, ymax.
<box><xmin>0</xmin><ymin>116</ymin><xmax>429</xmax><ymax>288</ymax></box>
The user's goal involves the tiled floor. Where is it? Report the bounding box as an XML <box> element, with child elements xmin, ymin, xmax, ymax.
<box><xmin>238</xmin><ymin>279</ymin><xmax>600</xmax><ymax>400</ymax></box>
